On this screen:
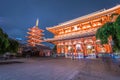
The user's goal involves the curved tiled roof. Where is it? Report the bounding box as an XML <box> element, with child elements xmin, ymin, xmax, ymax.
<box><xmin>45</xmin><ymin>29</ymin><xmax>96</xmax><ymax>42</ymax></box>
<box><xmin>46</xmin><ymin>5</ymin><xmax>120</xmax><ymax>30</ymax></box>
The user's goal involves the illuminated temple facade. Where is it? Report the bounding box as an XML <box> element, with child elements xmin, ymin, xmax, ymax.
<box><xmin>46</xmin><ymin>5</ymin><xmax>120</xmax><ymax>58</ymax></box>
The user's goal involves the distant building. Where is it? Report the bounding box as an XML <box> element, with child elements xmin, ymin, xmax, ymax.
<box><xmin>21</xmin><ymin>45</ymin><xmax>51</xmax><ymax>57</ymax></box>
<box><xmin>46</xmin><ymin>5</ymin><xmax>120</xmax><ymax>58</ymax></box>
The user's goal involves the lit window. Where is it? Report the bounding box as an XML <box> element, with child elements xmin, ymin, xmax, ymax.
<box><xmin>86</xmin><ymin>25</ymin><xmax>91</xmax><ymax>28</ymax></box>
<box><xmin>87</xmin><ymin>45</ymin><xmax>92</xmax><ymax>49</ymax></box>
<box><xmin>93</xmin><ymin>23</ymin><xmax>97</xmax><ymax>26</ymax></box>
<box><xmin>68</xmin><ymin>46</ymin><xmax>72</xmax><ymax>50</ymax></box>
<box><xmin>74</xmin><ymin>26</ymin><xmax>78</xmax><ymax>30</ymax></box>
<box><xmin>97</xmin><ymin>22</ymin><xmax>101</xmax><ymax>25</ymax></box>
<box><xmin>82</xmin><ymin>26</ymin><xmax>86</xmax><ymax>29</ymax></box>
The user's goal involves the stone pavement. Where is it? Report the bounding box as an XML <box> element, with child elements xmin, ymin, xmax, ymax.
<box><xmin>72</xmin><ymin>58</ymin><xmax>120</xmax><ymax>80</ymax></box>
<box><xmin>0</xmin><ymin>58</ymin><xmax>81</xmax><ymax>80</ymax></box>
<box><xmin>0</xmin><ymin>57</ymin><xmax>120</xmax><ymax>80</ymax></box>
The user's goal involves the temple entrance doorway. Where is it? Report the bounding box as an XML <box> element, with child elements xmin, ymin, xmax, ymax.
<box><xmin>84</xmin><ymin>39</ymin><xmax>96</xmax><ymax>58</ymax></box>
<box><xmin>66</xmin><ymin>45</ymin><xmax>73</xmax><ymax>58</ymax></box>
<box><xmin>75</xmin><ymin>43</ymin><xmax>84</xmax><ymax>58</ymax></box>
<box><xmin>86</xmin><ymin>44</ymin><xmax>96</xmax><ymax>58</ymax></box>
<box><xmin>61</xmin><ymin>46</ymin><xmax>64</xmax><ymax>53</ymax></box>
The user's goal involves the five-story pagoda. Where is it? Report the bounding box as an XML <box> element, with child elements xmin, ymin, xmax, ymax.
<box><xmin>27</xmin><ymin>19</ymin><xmax>44</xmax><ymax>47</ymax></box>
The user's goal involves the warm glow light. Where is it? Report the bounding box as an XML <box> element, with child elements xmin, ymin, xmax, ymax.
<box><xmin>97</xmin><ymin>22</ymin><xmax>101</xmax><ymax>25</ymax></box>
<box><xmin>86</xmin><ymin>25</ymin><xmax>91</xmax><ymax>28</ymax></box>
<box><xmin>82</xmin><ymin>26</ymin><xmax>86</xmax><ymax>29</ymax></box>
<box><xmin>76</xmin><ymin>44</ymin><xmax>81</xmax><ymax>48</ymax></box>
<box><xmin>87</xmin><ymin>45</ymin><xmax>92</xmax><ymax>49</ymax></box>
<box><xmin>68</xmin><ymin>46</ymin><xmax>71</xmax><ymax>50</ymax></box>
<box><xmin>74</xmin><ymin>26</ymin><xmax>78</xmax><ymax>30</ymax></box>
<box><xmin>93</xmin><ymin>23</ymin><xmax>97</xmax><ymax>26</ymax></box>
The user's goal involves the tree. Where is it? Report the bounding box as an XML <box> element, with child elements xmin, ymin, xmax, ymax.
<box><xmin>0</xmin><ymin>27</ymin><xmax>19</xmax><ymax>55</ymax></box>
<box><xmin>0</xmin><ymin>28</ymin><xmax>10</xmax><ymax>54</ymax></box>
<box><xmin>96</xmin><ymin>15</ymin><xmax>120</xmax><ymax>52</ymax></box>
<box><xmin>53</xmin><ymin>45</ymin><xmax>57</xmax><ymax>53</ymax></box>
<box><xmin>7</xmin><ymin>38</ymin><xmax>19</xmax><ymax>53</ymax></box>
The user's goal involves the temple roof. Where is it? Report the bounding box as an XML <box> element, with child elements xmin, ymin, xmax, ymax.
<box><xmin>45</xmin><ymin>29</ymin><xmax>96</xmax><ymax>42</ymax></box>
<box><xmin>46</xmin><ymin>5</ymin><xmax>120</xmax><ymax>30</ymax></box>
<box><xmin>45</xmin><ymin>5</ymin><xmax>120</xmax><ymax>42</ymax></box>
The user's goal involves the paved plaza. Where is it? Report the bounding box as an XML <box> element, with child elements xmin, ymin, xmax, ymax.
<box><xmin>0</xmin><ymin>57</ymin><xmax>120</xmax><ymax>80</ymax></box>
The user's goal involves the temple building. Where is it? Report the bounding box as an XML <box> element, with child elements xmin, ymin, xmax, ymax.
<box><xmin>46</xmin><ymin>5</ymin><xmax>120</xmax><ymax>58</ymax></box>
<box><xmin>27</xmin><ymin>19</ymin><xmax>44</xmax><ymax>47</ymax></box>
<box><xmin>26</xmin><ymin>19</ymin><xmax>51</xmax><ymax>57</ymax></box>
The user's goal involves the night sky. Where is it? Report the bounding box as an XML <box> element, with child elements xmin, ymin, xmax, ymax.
<box><xmin>0</xmin><ymin>0</ymin><xmax>120</xmax><ymax>47</ymax></box>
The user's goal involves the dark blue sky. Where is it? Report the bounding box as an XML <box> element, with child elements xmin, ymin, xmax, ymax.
<box><xmin>0</xmin><ymin>0</ymin><xmax>120</xmax><ymax>47</ymax></box>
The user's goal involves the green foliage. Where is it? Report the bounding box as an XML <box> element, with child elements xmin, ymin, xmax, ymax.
<box><xmin>0</xmin><ymin>28</ymin><xmax>10</xmax><ymax>54</ymax></box>
<box><xmin>96</xmin><ymin>15</ymin><xmax>120</xmax><ymax>52</ymax></box>
<box><xmin>96</xmin><ymin>22</ymin><xmax>113</xmax><ymax>44</ymax></box>
<box><xmin>0</xmin><ymin>27</ymin><xmax>19</xmax><ymax>54</ymax></box>
<box><xmin>53</xmin><ymin>45</ymin><xmax>57</xmax><ymax>52</ymax></box>
<box><xmin>7</xmin><ymin>38</ymin><xmax>19</xmax><ymax>53</ymax></box>
<box><xmin>113</xmin><ymin>15</ymin><xmax>120</xmax><ymax>51</ymax></box>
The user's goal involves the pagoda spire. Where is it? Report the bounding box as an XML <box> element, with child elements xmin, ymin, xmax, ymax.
<box><xmin>36</xmin><ymin>18</ymin><xmax>39</xmax><ymax>27</ymax></box>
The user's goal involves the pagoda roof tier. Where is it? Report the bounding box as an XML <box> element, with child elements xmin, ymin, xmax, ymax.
<box><xmin>28</xmin><ymin>26</ymin><xmax>44</xmax><ymax>32</ymax></box>
<box><xmin>45</xmin><ymin>28</ymin><xmax>97</xmax><ymax>42</ymax></box>
<box><xmin>27</xmin><ymin>36</ymin><xmax>44</xmax><ymax>39</ymax></box>
<box><xmin>27</xmin><ymin>32</ymin><xmax>44</xmax><ymax>36</ymax></box>
<box><xmin>46</xmin><ymin>5</ymin><xmax>120</xmax><ymax>33</ymax></box>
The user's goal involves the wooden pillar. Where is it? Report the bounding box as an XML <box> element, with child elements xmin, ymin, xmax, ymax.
<box><xmin>63</xmin><ymin>42</ymin><xmax>65</xmax><ymax>53</ymax></box>
<box><xmin>108</xmin><ymin>38</ymin><xmax>113</xmax><ymax>53</ymax></box>
<box><xmin>64</xmin><ymin>41</ymin><xmax>68</xmax><ymax>54</ymax></box>
<box><xmin>73</xmin><ymin>44</ymin><xmax>76</xmax><ymax>55</ymax></box>
<box><xmin>108</xmin><ymin>43</ymin><xmax>112</xmax><ymax>53</ymax></box>
<box><xmin>74</xmin><ymin>44</ymin><xmax>77</xmax><ymax>55</ymax></box>
<box><xmin>57</xmin><ymin>45</ymin><xmax>60</xmax><ymax>54</ymax></box>
<box><xmin>83</xmin><ymin>44</ymin><xmax>87</xmax><ymax>56</ymax></box>
<box><xmin>81</xmin><ymin>38</ymin><xmax>86</xmax><ymax>56</ymax></box>
<box><xmin>107</xmin><ymin>44</ymin><xmax>111</xmax><ymax>53</ymax></box>
<box><xmin>65</xmin><ymin>45</ymin><xmax>68</xmax><ymax>54</ymax></box>
<box><xmin>73</xmin><ymin>40</ymin><xmax>77</xmax><ymax>55</ymax></box>
<box><xmin>92</xmin><ymin>37</ymin><xmax>97</xmax><ymax>55</ymax></box>
<box><xmin>71</xmin><ymin>40</ymin><xmax>74</xmax><ymax>54</ymax></box>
